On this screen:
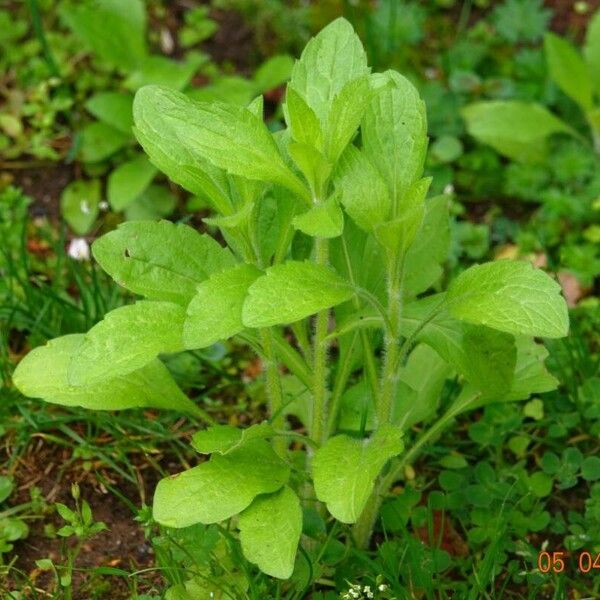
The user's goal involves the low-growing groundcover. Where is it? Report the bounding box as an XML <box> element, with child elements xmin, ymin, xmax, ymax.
<box><xmin>12</xmin><ymin>17</ymin><xmax>573</xmax><ymax>598</ymax></box>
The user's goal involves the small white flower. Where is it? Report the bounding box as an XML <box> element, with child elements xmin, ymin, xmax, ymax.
<box><xmin>99</xmin><ymin>200</ymin><xmax>109</xmax><ymax>211</ymax></box>
<box><xmin>68</xmin><ymin>238</ymin><xmax>90</xmax><ymax>261</ymax></box>
<box><xmin>378</xmin><ymin>584</ymin><xmax>388</xmax><ymax>592</ymax></box>
<box><xmin>443</xmin><ymin>183</ymin><xmax>455</xmax><ymax>195</ymax></box>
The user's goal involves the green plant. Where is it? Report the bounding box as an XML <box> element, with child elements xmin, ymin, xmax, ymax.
<box><xmin>462</xmin><ymin>9</ymin><xmax>600</xmax><ymax>160</ymax></box>
<box><xmin>12</xmin><ymin>18</ymin><xmax>569</xmax><ymax>593</ymax></box>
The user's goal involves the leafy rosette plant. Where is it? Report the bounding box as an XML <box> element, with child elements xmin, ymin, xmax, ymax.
<box><xmin>13</xmin><ymin>18</ymin><xmax>569</xmax><ymax>584</ymax></box>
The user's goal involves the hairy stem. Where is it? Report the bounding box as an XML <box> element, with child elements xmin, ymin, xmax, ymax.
<box><xmin>311</xmin><ymin>236</ymin><xmax>330</xmax><ymax>446</ymax></box>
<box><xmin>377</xmin><ymin>255</ymin><xmax>404</xmax><ymax>424</ymax></box>
<box><xmin>260</xmin><ymin>328</ymin><xmax>286</xmax><ymax>455</ymax></box>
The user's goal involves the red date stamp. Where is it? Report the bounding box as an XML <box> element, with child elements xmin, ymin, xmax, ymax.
<box><xmin>538</xmin><ymin>551</ymin><xmax>600</xmax><ymax>574</ymax></box>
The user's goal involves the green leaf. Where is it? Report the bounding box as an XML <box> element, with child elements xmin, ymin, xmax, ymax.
<box><xmin>287</xmin><ymin>141</ymin><xmax>332</xmax><ymax>193</ymax></box>
<box><xmin>184</xmin><ymin>264</ymin><xmax>262</xmax><ymax>348</ymax></box>
<box><xmin>107</xmin><ymin>154</ymin><xmax>157</xmax><ymax>211</ymax></box>
<box><xmin>403</xmin><ymin>298</ymin><xmax>517</xmax><ymax>396</ymax></box>
<box><xmin>462</xmin><ymin>101</ymin><xmax>575</xmax><ymax>163</ymax></box>
<box><xmin>451</xmin><ymin>338</ymin><xmax>558</xmax><ymax>413</ymax></box>
<box><xmin>79</xmin><ymin>122</ymin><xmax>129</xmax><ymax>163</ymax></box>
<box><xmin>134</xmin><ymin>120</ymin><xmax>232</xmax><ymax>215</ymax></box>
<box><xmin>242</xmin><ymin>261</ymin><xmax>354</xmax><ymax>328</ymax></box>
<box><xmin>12</xmin><ymin>334</ymin><xmax>197</xmax><ymax>413</ymax></box>
<box><xmin>192</xmin><ymin>422</ymin><xmax>274</xmax><ymax>455</ymax></box>
<box><xmin>447</xmin><ymin>260</ymin><xmax>569</xmax><ymax>338</ymax></box>
<box><xmin>312</xmin><ymin>424</ymin><xmax>404</xmax><ymax>523</ymax></box>
<box><xmin>60</xmin><ymin>0</ymin><xmax>146</xmax><ymax>70</ymax></box>
<box><xmin>584</xmin><ymin>11</ymin><xmax>600</xmax><ymax>96</ymax></box>
<box><xmin>582</xmin><ymin>457</ymin><xmax>600</xmax><ymax>481</ymax></box>
<box><xmin>403</xmin><ymin>195</ymin><xmax>450</xmax><ymax>296</ymax></box>
<box><xmin>238</xmin><ymin>486</ymin><xmax>302</xmax><ymax>579</ymax></box>
<box><xmin>284</xmin><ymin>86</ymin><xmax>323</xmax><ymax>150</ymax></box>
<box><xmin>68</xmin><ymin>301</ymin><xmax>186</xmax><ymax>386</ymax></box>
<box><xmin>93</xmin><ymin>220</ymin><xmax>236</xmax><ymax>305</ymax></box>
<box><xmin>325</xmin><ymin>75</ymin><xmax>372</xmax><ymax>164</ymax></box>
<box><xmin>335</xmin><ymin>145</ymin><xmax>391</xmax><ymax>231</ymax></box>
<box><xmin>544</xmin><ymin>33</ymin><xmax>593</xmax><ymax>111</ymax></box>
<box><xmin>124</xmin><ymin>184</ymin><xmax>176</xmax><ymax>220</ymax></box>
<box><xmin>60</xmin><ymin>179</ymin><xmax>100</xmax><ymax>235</ymax></box>
<box><xmin>85</xmin><ymin>92</ymin><xmax>134</xmax><ymax>135</ymax></box>
<box><xmin>153</xmin><ymin>440</ymin><xmax>289</xmax><ymax>527</ymax></box>
<box><xmin>133</xmin><ymin>86</ymin><xmax>308</xmax><ymax>202</ymax></box>
<box><xmin>394</xmin><ymin>345</ymin><xmax>452</xmax><ymax>429</ymax></box>
<box><xmin>374</xmin><ymin>177</ymin><xmax>431</xmax><ymax>255</ymax></box>
<box><xmin>362</xmin><ymin>71</ymin><xmax>427</xmax><ymax>204</ymax></box>
<box><xmin>0</xmin><ymin>476</ymin><xmax>13</xmax><ymax>504</ymax></box>
<box><xmin>253</xmin><ymin>55</ymin><xmax>294</xmax><ymax>93</ymax></box>
<box><xmin>289</xmin><ymin>17</ymin><xmax>369</xmax><ymax>123</ymax></box>
<box><xmin>125</xmin><ymin>55</ymin><xmax>201</xmax><ymax>91</ymax></box>
<box><xmin>292</xmin><ymin>195</ymin><xmax>344</xmax><ymax>239</ymax></box>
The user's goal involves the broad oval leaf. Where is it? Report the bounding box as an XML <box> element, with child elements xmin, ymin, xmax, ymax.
<box><xmin>462</xmin><ymin>101</ymin><xmax>574</xmax><ymax>163</ymax></box>
<box><xmin>85</xmin><ymin>92</ymin><xmax>134</xmax><ymax>135</ymax></box>
<box><xmin>447</xmin><ymin>260</ymin><xmax>569</xmax><ymax>338</ymax></box>
<box><xmin>12</xmin><ymin>334</ymin><xmax>197</xmax><ymax>414</ymax></box>
<box><xmin>312</xmin><ymin>425</ymin><xmax>404</xmax><ymax>523</ymax></box>
<box><xmin>153</xmin><ymin>439</ymin><xmax>289</xmax><ymax>527</ymax></box>
<box><xmin>68</xmin><ymin>301</ymin><xmax>186</xmax><ymax>386</ymax></box>
<box><xmin>184</xmin><ymin>264</ymin><xmax>262</xmax><ymax>348</ymax></box>
<box><xmin>289</xmin><ymin>17</ymin><xmax>369</xmax><ymax>123</ymax></box>
<box><xmin>242</xmin><ymin>261</ymin><xmax>354</xmax><ymax>328</ymax></box>
<box><xmin>133</xmin><ymin>85</ymin><xmax>308</xmax><ymax>202</ymax></box>
<box><xmin>238</xmin><ymin>486</ymin><xmax>302</xmax><ymax>579</ymax></box>
<box><xmin>362</xmin><ymin>70</ymin><xmax>427</xmax><ymax>205</ymax></box>
<box><xmin>93</xmin><ymin>220</ymin><xmax>236</xmax><ymax>305</ymax></box>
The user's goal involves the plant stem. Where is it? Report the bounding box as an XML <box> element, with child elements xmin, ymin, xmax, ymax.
<box><xmin>353</xmin><ymin>396</ymin><xmax>478</xmax><ymax>548</ymax></box>
<box><xmin>377</xmin><ymin>255</ymin><xmax>403</xmax><ymax>425</ymax></box>
<box><xmin>260</xmin><ymin>328</ymin><xmax>286</xmax><ymax>455</ymax></box>
<box><xmin>311</xmin><ymin>236</ymin><xmax>330</xmax><ymax>446</ymax></box>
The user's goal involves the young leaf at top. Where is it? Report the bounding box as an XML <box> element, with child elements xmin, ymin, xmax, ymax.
<box><xmin>312</xmin><ymin>424</ymin><xmax>404</xmax><ymax>523</ymax></box>
<box><xmin>289</xmin><ymin>17</ymin><xmax>369</xmax><ymax>123</ymax></box>
<box><xmin>238</xmin><ymin>486</ymin><xmax>302</xmax><ymax>580</ymax></box>
<box><xmin>153</xmin><ymin>439</ymin><xmax>289</xmax><ymax>528</ymax></box>
<box><xmin>447</xmin><ymin>260</ymin><xmax>569</xmax><ymax>338</ymax></box>
<box><xmin>544</xmin><ymin>32</ymin><xmax>594</xmax><ymax>111</ymax></box>
<box><xmin>362</xmin><ymin>71</ymin><xmax>427</xmax><ymax>207</ymax></box>
<box><xmin>93</xmin><ymin>220</ymin><xmax>235</xmax><ymax>306</ymax></box>
<box><xmin>334</xmin><ymin>145</ymin><xmax>391</xmax><ymax>231</ymax></box>
<box><xmin>12</xmin><ymin>335</ymin><xmax>198</xmax><ymax>414</ymax></box>
<box><xmin>284</xmin><ymin>87</ymin><xmax>323</xmax><ymax>150</ymax></box>
<box><xmin>68</xmin><ymin>301</ymin><xmax>186</xmax><ymax>386</ymax></box>
<box><xmin>242</xmin><ymin>261</ymin><xmax>354</xmax><ymax>328</ymax></box>
<box><xmin>292</xmin><ymin>195</ymin><xmax>344</xmax><ymax>238</ymax></box>
<box><xmin>184</xmin><ymin>263</ymin><xmax>262</xmax><ymax>348</ymax></box>
<box><xmin>133</xmin><ymin>86</ymin><xmax>309</xmax><ymax>203</ymax></box>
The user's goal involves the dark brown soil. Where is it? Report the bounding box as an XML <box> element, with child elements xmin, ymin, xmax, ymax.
<box><xmin>3</xmin><ymin>433</ymin><xmax>167</xmax><ymax>598</ymax></box>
